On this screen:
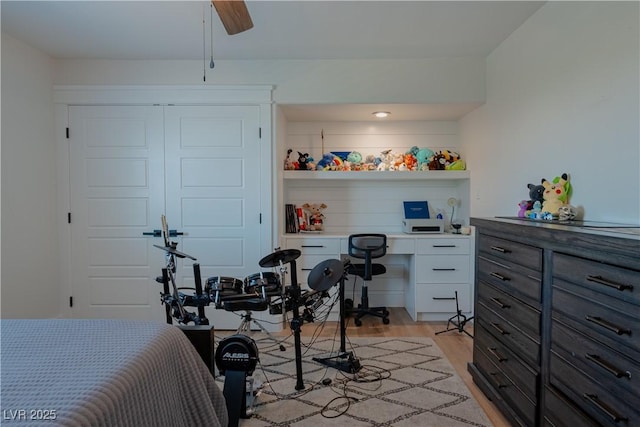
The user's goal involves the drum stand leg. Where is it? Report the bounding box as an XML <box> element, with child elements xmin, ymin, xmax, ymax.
<box><xmin>237</xmin><ymin>311</ymin><xmax>286</xmax><ymax>351</ymax></box>
<box><xmin>435</xmin><ymin>291</ymin><xmax>474</xmax><ymax>338</ymax></box>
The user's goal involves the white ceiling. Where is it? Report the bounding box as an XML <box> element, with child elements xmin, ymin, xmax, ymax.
<box><xmin>1</xmin><ymin>0</ymin><xmax>545</xmax><ymax>121</ymax></box>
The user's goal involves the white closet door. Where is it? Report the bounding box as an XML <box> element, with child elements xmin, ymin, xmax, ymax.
<box><xmin>163</xmin><ymin>105</ymin><xmax>267</xmax><ymax>329</ymax></box>
<box><xmin>69</xmin><ymin>106</ymin><xmax>166</xmax><ymax>321</ymax></box>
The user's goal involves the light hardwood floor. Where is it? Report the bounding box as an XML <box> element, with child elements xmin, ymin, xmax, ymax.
<box><xmin>286</xmin><ymin>307</ymin><xmax>511</xmax><ymax>427</ymax></box>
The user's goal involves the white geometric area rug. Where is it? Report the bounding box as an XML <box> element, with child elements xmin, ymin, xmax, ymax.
<box><xmin>214</xmin><ymin>334</ymin><xmax>492</xmax><ymax>427</ymax></box>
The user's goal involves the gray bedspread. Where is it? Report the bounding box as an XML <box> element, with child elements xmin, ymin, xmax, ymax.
<box><xmin>0</xmin><ymin>319</ymin><xmax>228</xmax><ymax>427</ymax></box>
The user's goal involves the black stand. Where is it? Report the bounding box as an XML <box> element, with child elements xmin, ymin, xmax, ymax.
<box><xmin>288</xmin><ymin>259</ymin><xmax>306</xmax><ymax>390</ymax></box>
<box><xmin>222</xmin><ymin>370</ymin><xmax>249</xmax><ymax>427</ymax></box>
<box><xmin>312</xmin><ymin>268</ymin><xmax>361</xmax><ymax>373</ymax></box>
<box><xmin>435</xmin><ymin>291</ymin><xmax>473</xmax><ymax>338</ymax></box>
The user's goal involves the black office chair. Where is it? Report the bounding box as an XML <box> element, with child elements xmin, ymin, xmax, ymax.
<box><xmin>346</xmin><ymin>234</ymin><xmax>390</xmax><ymax>326</ymax></box>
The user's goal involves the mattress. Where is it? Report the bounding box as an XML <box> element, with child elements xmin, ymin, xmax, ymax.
<box><xmin>0</xmin><ymin>319</ymin><xmax>228</xmax><ymax>427</ymax></box>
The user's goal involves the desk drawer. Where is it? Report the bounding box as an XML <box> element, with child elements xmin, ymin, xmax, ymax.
<box><xmin>416</xmin><ymin>238</ymin><xmax>470</xmax><ymax>255</ymax></box>
<box><xmin>416</xmin><ymin>283</ymin><xmax>471</xmax><ymax>313</ymax></box>
<box><xmin>285</xmin><ymin>237</ymin><xmax>340</xmax><ymax>254</ymax></box>
<box><xmin>416</xmin><ymin>254</ymin><xmax>470</xmax><ymax>283</ymax></box>
<box><xmin>478</xmin><ymin>234</ymin><xmax>542</xmax><ymax>271</ymax></box>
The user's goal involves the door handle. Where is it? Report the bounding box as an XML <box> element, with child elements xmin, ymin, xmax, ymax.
<box><xmin>142</xmin><ymin>229</ymin><xmax>184</xmax><ymax>237</ymax></box>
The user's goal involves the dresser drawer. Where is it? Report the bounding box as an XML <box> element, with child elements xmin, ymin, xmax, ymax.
<box><xmin>416</xmin><ymin>254</ymin><xmax>470</xmax><ymax>283</ymax></box>
<box><xmin>552</xmin><ymin>281</ymin><xmax>640</xmax><ymax>354</ymax></box>
<box><xmin>416</xmin><ymin>238</ymin><xmax>470</xmax><ymax>255</ymax></box>
<box><xmin>554</xmin><ymin>252</ymin><xmax>639</xmax><ymax>306</ymax></box>
<box><xmin>476</xmin><ymin>301</ymin><xmax>540</xmax><ymax>367</ymax></box>
<box><xmin>478</xmin><ymin>234</ymin><xmax>542</xmax><ymax>271</ymax></box>
<box><xmin>285</xmin><ymin>237</ymin><xmax>340</xmax><ymax>254</ymax></box>
<box><xmin>416</xmin><ymin>283</ymin><xmax>470</xmax><ymax>313</ymax></box>
<box><xmin>543</xmin><ymin>386</ymin><xmax>600</xmax><ymax>427</ymax></box>
<box><xmin>474</xmin><ymin>327</ymin><xmax>537</xmax><ymax>426</ymax></box>
<box><xmin>551</xmin><ymin>318</ymin><xmax>639</xmax><ymax>398</ymax></box>
<box><xmin>550</xmin><ymin>351</ymin><xmax>639</xmax><ymax>426</ymax></box>
<box><xmin>478</xmin><ymin>256</ymin><xmax>542</xmax><ymax>308</ymax></box>
<box><xmin>478</xmin><ymin>280</ymin><xmax>541</xmax><ymax>338</ymax></box>
<box><xmin>474</xmin><ymin>323</ymin><xmax>538</xmax><ymax>402</ymax></box>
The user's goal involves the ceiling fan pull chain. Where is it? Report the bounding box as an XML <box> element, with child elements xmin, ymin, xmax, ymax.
<box><xmin>210</xmin><ymin>3</ymin><xmax>215</xmax><ymax>69</ymax></box>
<box><xmin>202</xmin><ymin>4</ymin><xmax>207</xmax><ymax>82</ymax></box>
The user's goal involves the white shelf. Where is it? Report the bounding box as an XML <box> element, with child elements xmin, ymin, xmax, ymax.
<box><xmin>282</xmin><ymin>170</ymin><xmax>470</xmax><ymax>180</ymax></box>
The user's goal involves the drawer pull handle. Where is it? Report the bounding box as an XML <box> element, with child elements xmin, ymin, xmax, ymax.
<box><xmin>301</xmin><ymin>268</ymin><xmax>313</xmax><ymax>271</ymax></box>
<box><xmin>487</xmin><ymin>347</ymin><xmax>507</xmax><ymax>362</ymax></box>
<box><xmin>301</xmin><ymin>245</ymin><xmax>324</xmax><ymax>248</ymax></box>
<box><xmin>490</xmin><ymin>272</ymin><xmax>510</xmax><ymax>281</ymax></box>
<box><xmin>585</xmin><ymin>315</ymin><xmax>631</xmax><ymax>336</ymax></box>
<box><xmin>583</xmin><ymin>393</ymin><xmax>628</xmax><ymax>423</ymax></box>
<box><xmin>587</xmin><ymin>275</ymin><xmax>634</xmax><ymax>292</ymax></box>
<box><xmin>490</xmin><ymin>297</ymin><xmax>510</xmax><ymax>309</ymax></box>
<box><xmin>490</xmin><ymin>246</ymin><xmax>510</xmax><ymax>253</ymax></box>
<box><xmin>490</xmin><ymin>322</ymin><xmax>510</xmax><ymax>335</ymax></box>
<box><xmin>433</xmin><ymin>245</ymin><xmax>456</xmax><ymax>248</ymax></box>
<box><xmin>489</xmin><ymin>372</ymin><xmax>509</xmax><ymax>388</ymax></box>
<box><xmin>433</xmin><ymin>268</ymin><xmax>456</xmax><ymax>271</ymax></box>
<box><xmin>432</xmin><ymin>297</ymin><xmax>456</xmax><ymax>301</ymax></box>
<box><xmin>585</xmin><ymin>354</ymin><xmax>632</xmax><ymax>379</ymax></box>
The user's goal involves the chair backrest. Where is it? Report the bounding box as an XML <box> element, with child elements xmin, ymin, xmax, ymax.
<box><xmin>348</xmin><ymin>234</ymin><xmax>387</xmax><ymax>260</ymax></box>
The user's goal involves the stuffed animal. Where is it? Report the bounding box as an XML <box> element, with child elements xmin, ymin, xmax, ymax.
<box><xmin>284</xmin><ymin>149</ymin><xmax>295</xmax><ymax>170</ymax></box>
<box><xmin>541</xmin><ymin>173</ymin><xmax>570</xmax><ymax>216</ymax></box>
<box><xmin>297</xmin><ymin>152</ymin><xmax>310</xmax><ymax>170</ymax></box>
<box><xmin>416</xmin><ymin>148</ymin><xmax>434</xmax><ymax>171</ymax></box>
<box><xmin>527</xmin><ymin>183</ymin><xmax>545</xmax><ymax>205</ymax></box>
<box><xmin>316</xmin><ymin>153</ymin><xmax>337</xmax><ymax>170</ymax></box>
<box><xmin>518</xmin><ymin>200</ymin><xmax>532</xmax><ymax>218</ymax></box>
<box><xmin>302</xmin><ymin>203</ymin><xmax>327</xmax><ymax>231</ymax></box>
<box><xmin>428</xmin><ymin>150</ymin><xmax>460</xmax><ymax>170</ymax></box>
<box><xmin>346</xmin><ymin>151</ymin><xmax>363</xmax><ymax>164</ymax></box>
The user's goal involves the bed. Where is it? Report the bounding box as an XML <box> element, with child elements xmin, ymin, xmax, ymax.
<box><xmin>0</xmin><ymin>319</ymin><xmax>228</xmax><ymax>427</ymax></box>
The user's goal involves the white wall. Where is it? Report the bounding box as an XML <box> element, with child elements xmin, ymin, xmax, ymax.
<box><xmin>1</xmin><ymin>33</ymin><xmax>60</xmax><ymax>317</ymax></box>
<box><xmin>52</xmin><ymin>57</ymin><xmax>486</xmax><ymax>105</ymax></box>
<box><xmin>460</xmin><ymin>1</ymin><xmax>640</xmax><ymax>224</ymax></box>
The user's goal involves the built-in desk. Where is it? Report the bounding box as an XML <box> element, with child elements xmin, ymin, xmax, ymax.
<box><xmin>282</xmin><ymin>232</ymin><xmax>475</xmax><ymax>321</ymax></box>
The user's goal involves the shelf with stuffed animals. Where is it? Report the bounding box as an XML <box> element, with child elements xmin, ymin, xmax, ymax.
<box><xmin>282</xmin><ymin>147</ymin><xmax>469</xmax><ymax>181</ymax></box>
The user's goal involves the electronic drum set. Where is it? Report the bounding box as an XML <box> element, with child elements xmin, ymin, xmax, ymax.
<box><xmin>153</xmin><ymin>216</ymin><xmax>357</xmax><ymax>427</ymax></box>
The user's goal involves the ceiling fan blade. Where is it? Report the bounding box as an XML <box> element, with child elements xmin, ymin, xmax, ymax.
<box><xmin>212</xmin><ymin>0</ymin><xmax>254</xmax><ymax>35</ymax></box>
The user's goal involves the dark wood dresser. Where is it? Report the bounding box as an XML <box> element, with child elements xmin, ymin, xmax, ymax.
<box><xmin>468</xmin><ymin>217</ymin><xmax>639</xmax><ymax>427</ymax></box>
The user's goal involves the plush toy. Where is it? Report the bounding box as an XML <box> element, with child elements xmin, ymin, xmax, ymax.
<box><xmin>297</xmin><ymin>152</ymin><xmax>310</xmax><ymax>170</ymax></box>
<box><xmin>416</xmin><ymin>148</ymin><xmax>434</xmax><ymax>171</ymax></box>
<box><xmin>302</xmin><ymin>203</ymin><xmax>327</xmax><ymax>231</ymax></box>
<box><xmin>445</xmin><ymin>159</ymin><xmax>466</xmax><ymax>170</ymax></box>
<box><xmin>527</xmin><ymin>183</ymin><xmax>545</xmax><ymax>205</ymax></box>
<box><xmin>541</xmin><ymin>173</ymin><xmax>570</xmax><ymax>216</ymax></box>
<box><xmin>346</xmin><ymin>151</ymin><xmax>363</xmax><ymax>164</ymax></box>
<box><xmin>316</xmin><ymin>153</ymin><xmax>336</xmax><ymax>170</ymax></box>
<box><xmin>428</xmin><ymin>150</ymin><xmax>460</xmax><ymax>170</ymax></box>
<box><xmin>518</xmin><ymin>200</ymin><xmax>532</xmax><ymax>218</ymax></box>
<box><xmin>404</xmin><ymin>153</ymin><xmax>417</xmax><ymax>171</ymax></box>
<box><xmin>284</xmin><ymin>149</ymin><xmax>296</xmax><ymax>170</ymax></box>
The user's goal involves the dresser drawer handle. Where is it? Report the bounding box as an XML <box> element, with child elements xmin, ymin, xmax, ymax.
<box><xmin>489</xmin><ymin>372</ymin><xmax>509</xmax><ymax>388</ymax></box>
<box><xmin>490</xmin><ymin>322</ymin><xmax>510</xmax><ymax>335</ymax></box>
<box><xmin>490</xmin><ymin>246</ymin><xmax>510</xmax><ymax>253</ymax></box>
<box><xmin>301</xmin><ymin>245</ymin><xmax>325</xmax><ymax>248</ymax></box>
<box><xmin>433</xmin><ymin>245</ymin><xmax>456</xmax><ymax>248</ymax></box>
<box><xmin>487</xmin><ymin>347</ymin><xmax>507</xmax><ymax>362</ymax></box>
<box><xmin>587</xmin><ymin>275</ymin><xmax>634</xmax><ymax>292</ymax></box>
<box><xmin>432</xmin><ymin>297</ymin><xmax>456</xmax><ymax>301</ymax></box>
<box><xmin>585</xmin><ymin>315</ymin><xmax>632</xmax><ymax>336</ymax></box>
<box><xmin>583</xmin><ymin>393</ymin><xmax>628</xmax><ymax>423</ymax></box>
<box><xmin>490</xmin><ymin>297</ymin><xmax>510</xmax><ymax>309</ymax></box>
<box><xmin>586</xmin><ymin>354</ymin><xmax>632</xmax><ymax>379</ymax></box>
<box><xmin>433</xmin><ymin>268</ymin><xmax>456</xmax><ymax>271</ymax></box>
<box><xmin>301</xmin><ymin>268</ymin><xmax>313</xmax><ymax>271</ymax></box>
<box><xmin>489</xmin><ymin>272</ymin><xmax>510</xmax><ymax>281</ymax></box>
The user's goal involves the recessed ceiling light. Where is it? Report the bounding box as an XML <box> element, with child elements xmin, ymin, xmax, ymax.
<box><xmin>372</xmin><ymin>111</ymin><xmax>391</xmax><ymax>118</ymax></box>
